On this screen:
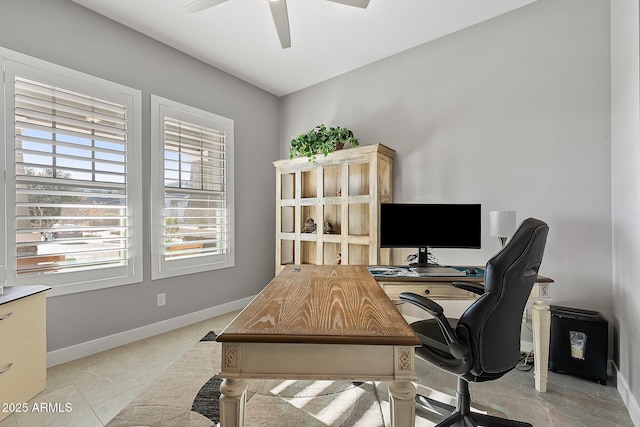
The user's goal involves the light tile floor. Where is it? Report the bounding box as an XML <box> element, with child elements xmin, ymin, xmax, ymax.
<box><xmin>0</xmin><ymin>311</ymin><xmax>240</xmax><ymax>427</ymax></box>
<box><xmin>0</xmin><ymin>310</ymin><xmax>635</xmax><ymax>427</ymax></box>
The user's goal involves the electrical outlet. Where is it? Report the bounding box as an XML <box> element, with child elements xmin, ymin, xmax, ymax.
<box><xmin>540</xmin><ymin>283</ymin><xmax>549</xmax><ymax>298</ymax></box>
<box><xmin>157</xmin><ymin>293</ymin><xmax>166</xmax><ymax>307</ymax></box>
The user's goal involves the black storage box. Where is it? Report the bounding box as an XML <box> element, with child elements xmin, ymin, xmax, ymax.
<box><xmin>549</xmin><ymin>305</ymin><xmax>608</xmax><ymax>384</ymax></box>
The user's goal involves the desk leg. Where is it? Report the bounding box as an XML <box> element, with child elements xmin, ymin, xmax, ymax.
<box><xmin>388</xmin><ymin>380</ymin><xmax>416</xmax><ymax>427</ymax></box>
<box><xmin>532</xmin><ymin>300</ymin><xmax>551</xmax><ymax>392</ymax></box>
<box><xmin>219</xmin><ymin>378</ymin><xmax>248</xmax><ymax>426</ymax></box>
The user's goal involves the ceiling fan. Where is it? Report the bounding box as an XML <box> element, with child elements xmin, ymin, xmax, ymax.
<box><xmin>183</xmin><ymin>0</ymin><xmax>371</xmax><ymax>49</ymax></box>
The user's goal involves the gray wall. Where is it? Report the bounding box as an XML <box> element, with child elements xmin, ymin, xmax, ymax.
<box><xmin>0</xmin><ymin>0</ymin><xmax>279</xmax><ymax>351</ymax></box>
<box><xmin>281</xmin><ymin>0</ymin><xmax>611</xmax><ymax>316</ymax></box>
<box><xmin>611</xmin><ymin>0</ymin><xmax>640</xmax><ymax>422</ymax></box>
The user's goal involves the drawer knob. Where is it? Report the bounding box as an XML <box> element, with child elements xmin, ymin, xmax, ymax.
<box><xmin>0</xmin><ymin>312</ymin><xmax>13</xmax><ymax>322</ymax></box>
<box><xmin>424</xmin><ymin>289</ymin><xmax>430</xmax><ymax>295</ymax></box>
<box><xmin>0</xmin><ymin>362</ymin><xmax>13</xmax><ymax>376</ymax></box>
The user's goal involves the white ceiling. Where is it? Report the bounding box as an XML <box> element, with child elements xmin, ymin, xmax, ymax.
<box><xmin>71</xmin><ymin>0</ymin><xmax>538</xmax><ymax>96</ymax></box>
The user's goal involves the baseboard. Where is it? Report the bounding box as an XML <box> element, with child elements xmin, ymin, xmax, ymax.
<box><xmin>46</xmin><ymin>295</ymin><xmax>255</xmax><ymax>367</ymax></box>
<box><xmin>614</xmin><ymin>363</ymin><xmax>640</xmax><ymax>427</ymax></box>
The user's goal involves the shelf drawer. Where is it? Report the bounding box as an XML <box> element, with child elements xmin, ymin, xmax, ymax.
<box><xmin>379</xmin><ymin>282</ymin><xmax>477</xmax><ymax>301</ymax></box>
<box><xmin>0</xmin><ymin>292</ymin><xmax>46</xmax><ymax>356</ymax></box>
<box><xmin>0</xmin><ymin>335</ymin><xmax>47</xmax><ymax>409</ymax></box>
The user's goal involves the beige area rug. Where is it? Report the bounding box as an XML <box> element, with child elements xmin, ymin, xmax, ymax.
<box><xmin>106</xmin><ymin>332</ymin><xmax>385</xmax><ymax>427</ymax></box>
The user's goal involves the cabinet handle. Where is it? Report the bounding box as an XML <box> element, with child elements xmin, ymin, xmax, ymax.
<box><xmin>0</xmin><ymin>363</ymin><xmax>13</xmax><ymax>376</ymax></box>
<box><xmin>0</xmin><ymin>312</ymin><xmax>13</xmax><ymax>321</ymax></box>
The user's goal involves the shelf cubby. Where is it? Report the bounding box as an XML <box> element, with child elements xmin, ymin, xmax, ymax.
<box><xmin>348</xmin><ymin>162</ymin><xmax>369</xmax><ymax>197</ymax></box>
<box><xmin>323</xmin><ymin>165</ymin><xmax>343</xmax><ymax>198</ymax></box>
<box><xmin>322</xmin><ymin>204</ymin><xmax>342</xmax><ymax>235</ymax></box>
<box><xmin>300</xmin><ymin>241</ymin><xmax>317</xmax><ymax>265</ymax></box>
<box><xmin>301</xmin><ymin>205</ymin><xmax>319</xmax><ymax>234</ymax></box>
<box><xmin>280</xmin><ymin>173</ymin><xmax>295</xmax><ymax>200</ymax></box>
<box><xmin>323</xmin><ymin>242</ymin><xmax>342</xmax><ymax>265</ymax></box>
<box><xmin>301</xmin><ymin>169</ymin><xmax>317</xmax><ymax>199</ymax></box>
<box><xmin>348</xmin><ymin>203</ymin><xmax>370</xmax><ymax>236</ymax></box>
<box><xmin>279</xmin><ymin>239</ymin><xmax>295</xmax><ymax>266</ymax></box>
<box><xmin>347</xmin><ymin>243</ymin><xmax>370</xmax><ymax>265</ymax></box>
<box><xmin>281</xmin><ymin>206</ymin><xmax>295</xmax><ymax>234</ymax></box>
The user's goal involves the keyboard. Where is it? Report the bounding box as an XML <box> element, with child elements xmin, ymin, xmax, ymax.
<box><xmin>410</xmin><ymin>266</ymin><xmax>467</xmax><ymax>277</ymax></box>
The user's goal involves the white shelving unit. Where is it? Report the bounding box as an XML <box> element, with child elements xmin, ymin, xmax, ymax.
<box><xmin>273</xmin><ymin>143</ymin><xmax>394</xmax><ymax>274</ymax></box>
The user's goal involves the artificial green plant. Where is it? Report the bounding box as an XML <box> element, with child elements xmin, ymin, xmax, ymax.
<box><xmin>289</xmin><ymin>124</ymin><xmax>359</xmax><ymax>161</ymax></box>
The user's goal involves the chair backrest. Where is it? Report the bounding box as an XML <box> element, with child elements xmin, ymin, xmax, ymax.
<box><xmin>457</xmin><ymin>218</ymin><xmax>549</xmax><ymax>379</ymax></box>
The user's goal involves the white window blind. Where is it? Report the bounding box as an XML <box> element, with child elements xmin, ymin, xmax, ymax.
<box><xmin>14</xmin><ymin>77</ymin><xmax>129</xmax><ymax>275</ymax></box>
<box><xmin>2</xmin><ymin>50</ymin><xmax>143</xmax><ymax>294</ymax></box>
<box><xmin>164</xmin><ymin>117</ymin><xmax>228</xmax><ymax>257</ymax></box>
<box><xmin>151</xmin><ymin>95</ymin><xmax>234</xmax><ymax>279</ymax></box>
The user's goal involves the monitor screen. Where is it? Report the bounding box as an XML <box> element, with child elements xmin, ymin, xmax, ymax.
<box><xmin>380</xmin><ymin>203</ymin><xmax>481</xmax><ymax>251</ymax></box>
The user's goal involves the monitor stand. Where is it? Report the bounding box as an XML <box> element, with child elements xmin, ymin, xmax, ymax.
<box><xmin>409</xmin><ymin>247</ymin><xmax>437</xmax><ymax>268</ymax></box>
<box><xmin>408</xmin><ymin>247</ymin><xmax>466</xmax><ymax>276</ymax></box>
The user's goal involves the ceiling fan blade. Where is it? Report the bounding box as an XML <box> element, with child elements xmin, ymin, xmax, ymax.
<box><xmin>184</xmin><ymin>0</ymin><xmax>229</xmax><ymax>13</ymax></box>
<box><xmin>326</xmin><ymin>0</ymin><xmax>370</xmax><ymax>8</ymax></box>
<box><xmin>268</xmin><ymin>0</ymin><xmax>291</xmax><ymax>49</ymax></box>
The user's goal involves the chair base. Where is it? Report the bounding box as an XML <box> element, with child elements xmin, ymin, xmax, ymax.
<box><xmin>416</xmin><ymin>394</ymin><xmax>455</xmax><ymax>415</ymax></box>
<box><xmin>415</xmin><ymin>378</ymin><xmax>532</xmax><ymax>427</ymax></box>
<box><xmin>432</xmin><ymin>411</ymin><xmax>532</xmax><ymax>427</ymax></box>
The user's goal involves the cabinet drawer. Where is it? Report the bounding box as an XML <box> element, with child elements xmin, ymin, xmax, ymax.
<box><xmin>0</xmin><ymin>335</ymin><xmax>47</xmax><ymax>407</ymax></box>
<box><xmin>380</xmin><ymin>282</ymin><xmax>477</xmax><ymax>301</ymax></box>
<box><xmin>0</xmin><ymin>293</ymin><xmax>46</xmax><ymax>355</ymax></box>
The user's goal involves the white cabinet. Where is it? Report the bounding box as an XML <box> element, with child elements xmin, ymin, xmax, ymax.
<box><xmin>0</xmin><ymin>286</ymin><xmax>49</xmax><ymax>421</ymax></box>
<box><xmin>274</xmin><ymin>144</ymin><xmax>394</xmax><ymax>274</ymax></box>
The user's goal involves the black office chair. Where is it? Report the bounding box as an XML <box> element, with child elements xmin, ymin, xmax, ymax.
<box><xmin>400</xmin><ymin>217</ymin><xmax>549</xmax><ymax>427</ymax></box>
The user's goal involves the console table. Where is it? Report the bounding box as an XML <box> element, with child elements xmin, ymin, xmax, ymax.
<box><xmin>368</xmin><ymin>266</ymin><xmax>554</xmax><ymax>393</ymax></box>
<box><xmin>216</xmin><ymin>265</ymin><xmax>421</xmax><ymax>427</ymax></box>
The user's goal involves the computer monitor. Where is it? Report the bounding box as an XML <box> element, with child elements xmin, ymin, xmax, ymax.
<box><xmin>379</xmin><ymin>203</ymin><xmax>481</xmax><ymax>267</ymax></box>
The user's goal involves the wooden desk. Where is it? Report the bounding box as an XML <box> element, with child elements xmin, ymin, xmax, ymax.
<box><xmin>216</xmin><ymin>265</ymin><xmax>421</xmax><ymax>427</ymax></box>
<box><xmin>369</xmin><ymin>266</ymin><xmax>554</xmax><ymax>393</ymax></box>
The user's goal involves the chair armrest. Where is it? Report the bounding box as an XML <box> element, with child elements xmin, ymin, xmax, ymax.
<box><xmin>399</xmin><ymin>292</ymin><xmax>466</xmax><ymax>358</ymax></box>
<box><xmin>452</xmin><ymin>281</ymin><xmax>484</xmax><ymax>295</ymax></box>
<box><xmin>399</xmin><ymin>292</ymin><xmax>443</xmax><ymax>316</ymax></box>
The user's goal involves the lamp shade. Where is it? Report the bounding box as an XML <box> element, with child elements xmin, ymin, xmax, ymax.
<box><xmin>489</xmin><ymin>210</ymin><xmax>516</xmax><ymax>238</ymax></box>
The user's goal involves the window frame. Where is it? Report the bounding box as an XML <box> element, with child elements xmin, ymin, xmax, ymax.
<box><xmin>1</xmin><ymin>47</ymin><xmax>143</xmax><ymax>296</ymax></box>
<box><xmin>150</xmin><ymin>95</ymin><xmax>235</xmax><ymax>279</ymax></box>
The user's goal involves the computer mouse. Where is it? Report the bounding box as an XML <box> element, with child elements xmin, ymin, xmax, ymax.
<box><xmin>465</xmin><ymin>268</ymin><xmax>479</xmax><ymax>275</ymax></box>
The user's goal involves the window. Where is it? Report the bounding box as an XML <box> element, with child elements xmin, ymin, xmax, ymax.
<box><xmin>1</xmin><ymin>48</ymin><xmax>142</xmax><ymax>295</ymax></box>
<box><xmin>150</xmin><ymin>95</ymin><xmax>234</xmax><ymax>279</ymax></box>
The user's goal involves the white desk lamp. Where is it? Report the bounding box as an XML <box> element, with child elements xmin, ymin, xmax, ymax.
<box><xmin>489</xmin><ymin>210</ymin><xmax>516</xmax><ymax>247</ymax></box>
